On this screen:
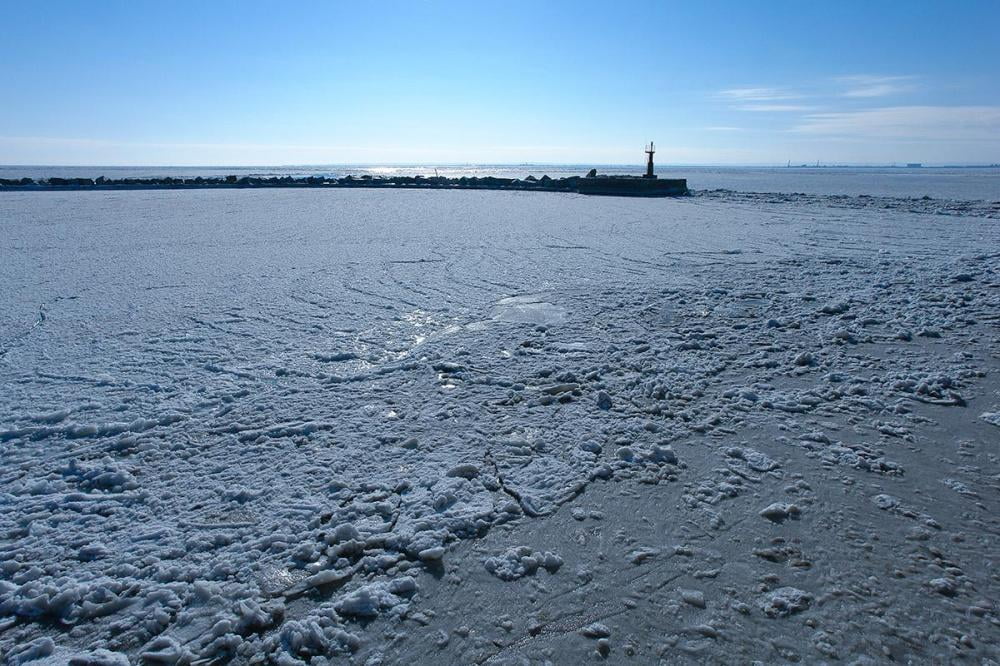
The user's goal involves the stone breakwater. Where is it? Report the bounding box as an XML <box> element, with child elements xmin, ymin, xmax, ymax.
<box><xmin>0</xmin><ymin>174</ymin><xmax>689</xmax><ymax>196</ymax></box>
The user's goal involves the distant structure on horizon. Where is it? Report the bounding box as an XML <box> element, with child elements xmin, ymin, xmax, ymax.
<box><xmin>576</xmin><ymin>141</ymin><xmax>687</xmax><ymax>197</ymax></box>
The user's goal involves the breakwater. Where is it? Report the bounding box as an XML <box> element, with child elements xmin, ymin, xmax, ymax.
<box><xmin>0</xmin><ymin>173</ymin><xmax>688</xmax><ymax>197</ymax></box>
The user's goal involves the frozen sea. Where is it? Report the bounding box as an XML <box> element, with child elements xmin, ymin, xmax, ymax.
<box><xmin>1</xmin><ymin>181</ymin><xmax>999</xmax><ymax>663</ymax></box>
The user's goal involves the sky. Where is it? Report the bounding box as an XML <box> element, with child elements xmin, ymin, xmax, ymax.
<box><xmin>1</xmin><ymin>0</ymin><xmax>999</xmax><ymax>166</ymax></box>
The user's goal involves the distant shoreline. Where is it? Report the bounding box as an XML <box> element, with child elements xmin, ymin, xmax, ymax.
<box><xmin>2</xmin><ymin>164</ymin><xmax>998</xmax><ymax>171</ymax></box>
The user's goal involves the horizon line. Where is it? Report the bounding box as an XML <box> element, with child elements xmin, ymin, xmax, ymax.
<box><xmin>3</xmin><ymin>162</ymin><xmax>998</xmax><ymax>169</ymax></box>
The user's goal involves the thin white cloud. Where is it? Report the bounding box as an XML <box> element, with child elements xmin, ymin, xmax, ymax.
<box><xmin>717</xmin><ymin>87</ymin><xmax>801</xmax><ymax>101</ymax></box>
<box><xmin>704</xmin><ymin>126</ymin><xmax>743</xmax><ymax>131</ymax></box>
<box><xmin>738</xmin><ymin>104</ymin><xmax>818</xmax><ymax>112</ymax></box>
<box><xmin>792</xmin><ymin>106</ymin><xmax>1000</xmax><ymax>141</ymax></box>
<box><xmin>836</xmin><ymin>75</ymin><xmax>917</xmax><ymax>98</ymax></box>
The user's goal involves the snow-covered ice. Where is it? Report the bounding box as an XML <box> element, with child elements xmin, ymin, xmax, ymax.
<box><xmin>1</xmin><ymin>187</ymin><xmax>999</xmax><ymax>663</ymax></box>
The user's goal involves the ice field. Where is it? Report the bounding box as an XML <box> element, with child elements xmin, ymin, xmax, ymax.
<box><xmin>1</xmin><ymin>187</ymin><xmax>999</xmax><ymax>663</ymax></box>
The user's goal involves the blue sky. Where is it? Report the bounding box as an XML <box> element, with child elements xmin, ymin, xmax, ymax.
<box><xmin>2</xmin><ymin>0</ymin><xmax>998</xmax><ymax>165</ymax></box>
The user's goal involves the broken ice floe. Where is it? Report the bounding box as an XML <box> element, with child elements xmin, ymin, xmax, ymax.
<box><xmin>492</xmin><ymin>295</ymin><xmax>568</xmax><ymax>325</ymax></box>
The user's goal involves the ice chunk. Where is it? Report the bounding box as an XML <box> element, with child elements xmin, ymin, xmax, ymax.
<box><xmin>445</xmin><ymin>463</ymin><xmax>480</xmax><ymax>479</ymax></box>
<box><xmin>979</xmin><ymin>412</ymin><xmax>1000</xmax><ymax>428</ymax></box>
<box><xmin>484</xmin><ymin>546</ymin><xmax>562</xmax><ymax>581</ymax></box>
<box><xmin>761</xmin><ymin>587</ymin><xmax>812</xmax><ymax>617</ymax></box>
<box><xmin>580</xmin><ymin>622</ymin><xmax>611</xmax><ymax>638</ymax></box>
<box><xmin>759</xmin><ymin>502</ymin><xmax>801</xmax><ymax>523</ymax></box>
<box><xmin>334</xmin><ymin>578</ymin><xmax>418</xmax><ymax>618</ymax></box>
